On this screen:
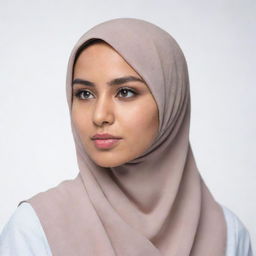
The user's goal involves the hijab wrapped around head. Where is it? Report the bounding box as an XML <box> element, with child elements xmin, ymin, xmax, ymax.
<box><xmin>22</xmin><ymin>18</ymin><xmax>227</xmax><ymax>255</ymax></box>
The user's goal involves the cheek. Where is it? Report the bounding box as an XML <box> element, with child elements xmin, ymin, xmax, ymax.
<box><xmin>71</xmin><ymin>105</ymin><xmax>91</xmax><ymax>135</ymax></box>
<box><xmin>117</xmin><ymin>100</ymin><xmax>159</xmax><ymax>141</ymax></box>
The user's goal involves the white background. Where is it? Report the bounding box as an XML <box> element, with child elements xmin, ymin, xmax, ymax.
<box><xmin>0</xmin><ymin>0</ymin><xmax>255</xmax><ymax>252</ymax></box>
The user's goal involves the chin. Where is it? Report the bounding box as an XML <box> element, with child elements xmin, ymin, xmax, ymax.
<box><xmin>95</xmin><ymin>161</ymin><xmax>123</xmax><ymax>168</ymax></box>
<box><xmin>90</xmin><ymin>155</ymin><xmax>126</xmax><ymax>168</ymax></box>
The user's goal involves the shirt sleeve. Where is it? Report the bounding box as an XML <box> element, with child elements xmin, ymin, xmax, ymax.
<box><xmin>222</xmin><ymin>205</ymin><xmax>254</xmax><ymax>256</ymax></box>
<box><xmin>0</xmin><ymin>202</ymin><xmax>52</xmax><ymax>256</ymax></box>
<box><xmin>234</xmin><ymin>212</ymin><xmax>254</xmax><ymax>256</ymax></box>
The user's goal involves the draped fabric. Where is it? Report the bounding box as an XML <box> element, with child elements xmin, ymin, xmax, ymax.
<box><xmin>22</xmin><ymin>18</ymin><xmax>227</xmax><ymax>255</ymax></box>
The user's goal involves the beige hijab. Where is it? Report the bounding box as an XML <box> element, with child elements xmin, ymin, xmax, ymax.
<box><xmin>20</xmin><ymin>18</ymin><xmax>227</xmax><ymax>255</ymax></box>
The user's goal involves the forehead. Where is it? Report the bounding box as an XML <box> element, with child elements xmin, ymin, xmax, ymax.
<box><xmin>75</xmin><ymin>42</ymin><xmax>118</xmax><ymax>64</ymax></box>
<box><xmin>74</xmin><ymin>39</ymin><xmax>113</xmax><ymax>64</ymax></box>
<box><xmin>73</xmin><ymin>42</ymin><xmax>143</xmax><ymax>79</ymax></box>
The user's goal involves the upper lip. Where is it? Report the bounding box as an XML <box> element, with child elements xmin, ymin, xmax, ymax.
<box><xmin>91</xmin><ymin>133</ymin><xmax>122</xmax><ymax>140</ymax></box>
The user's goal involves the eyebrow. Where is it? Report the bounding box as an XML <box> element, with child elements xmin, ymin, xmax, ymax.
<box><xmin>72</xmin><ymin>75</ymin><xmax>146</xmax><ymax>87</ymax></box>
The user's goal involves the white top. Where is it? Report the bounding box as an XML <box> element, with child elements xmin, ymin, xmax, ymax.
<box><xmin>0</xmin><ymin>202</ymin><xmax>253</xmax><ymax>256</ymax></box>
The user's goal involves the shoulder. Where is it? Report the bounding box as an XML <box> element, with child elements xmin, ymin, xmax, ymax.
<box><xmin>0</xmin><ymin>202</ymin><xmax>52</xmax><ymax>256</ymax></box>
<box><xmin>221</xmin><ymin>204</ymin><xmax>254</xmax><ymax>256</ymax></box>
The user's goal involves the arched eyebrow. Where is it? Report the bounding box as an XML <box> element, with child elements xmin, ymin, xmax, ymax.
<box><xmin>72</xmin><ymin>75</ymin><xmax>146</xmax><ymax>87</ymax></box>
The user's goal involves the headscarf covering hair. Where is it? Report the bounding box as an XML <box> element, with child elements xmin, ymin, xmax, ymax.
<box><xmin>21</xmin><ymin>18</ymin><xmax>227</xmax><ymax>255</ymax></box>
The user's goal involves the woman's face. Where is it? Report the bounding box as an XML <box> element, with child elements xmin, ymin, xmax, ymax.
<box><xmin>71</xmin><ymin>42</ymin><xmax>159</xmax><ymax>167</ymax></box>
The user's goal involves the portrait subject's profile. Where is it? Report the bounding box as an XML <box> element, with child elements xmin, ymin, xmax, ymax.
<box><xmin>0</xmin><ymin>17</ymin><xmax>253</xmax><ymax>256</ymax></box>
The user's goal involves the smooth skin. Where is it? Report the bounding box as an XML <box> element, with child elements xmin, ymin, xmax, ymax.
<box><xmin>71</xmin><ymin>41</ymin><xmax>159</xmax><ymax>167</ymax></box>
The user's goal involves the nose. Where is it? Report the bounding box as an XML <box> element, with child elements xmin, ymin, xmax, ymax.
<box><xmin>92</xmin><ymin>95</ymin><xmax>114</xmax><ymax>127</ymax></box>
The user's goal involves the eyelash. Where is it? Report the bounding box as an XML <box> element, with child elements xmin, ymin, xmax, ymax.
<box><xmin>73</xmin><ymin>87</ymin><xmax>138</xmax><ymax>100</ymax></box>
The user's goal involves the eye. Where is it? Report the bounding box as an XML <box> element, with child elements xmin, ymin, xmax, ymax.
<box><xmin>117</xmin><ymin>87</ymin><xmax>138</xmax><ymax>98</ymax></box>
<box><xmin>73</xmin><ymin>87</ymin><xmax>138</xmax><ymax>100</ymax></box>
<box><xmin>74</xmin><ymin>89</ymin><xmax>94</xmax><ymax>100</ymax></box>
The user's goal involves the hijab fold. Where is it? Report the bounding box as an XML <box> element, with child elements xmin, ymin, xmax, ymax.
<box><xmin>20</xmin><ymin>18</ymin><xmax>227</xmax><ymax>256</ymax></box>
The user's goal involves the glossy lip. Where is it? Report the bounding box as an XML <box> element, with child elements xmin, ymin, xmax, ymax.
<box><xmin>91</xmin><ymin>133</ymin><xmax>122</xmax><ymax>140</ymax></box>
<box><xmin>91</xmin><ymin>133</ymin><xmax>122</xmax><ymax>150</ymax></box>
<box><xmin>92</xmin><ymin>138</ymin><xmax>121</xmax><ymax>149</ymax></box>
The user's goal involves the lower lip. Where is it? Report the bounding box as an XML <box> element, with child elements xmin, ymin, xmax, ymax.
<box><xmin>93</xmin><ymin>139</ymin><xmax>121</xmax><ymax>149</ymax></box>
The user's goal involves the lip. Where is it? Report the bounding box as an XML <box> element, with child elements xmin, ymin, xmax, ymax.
<box><xmin>91</xmin><ymin>133</ymin><xmax>122</xmax><ymax>149</ymax></box>
<box><xmin>93</xmin><ymin>138</ymin><xmax>121</xmax><ymax>149</ymax></box>
<box><xmin>91</xmin><ymin>133</ymin><xmax>122</xmax><ymax>140</ymax></box>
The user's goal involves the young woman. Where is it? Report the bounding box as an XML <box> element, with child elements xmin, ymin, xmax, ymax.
<box><xmin>0</xmin><ymin>18</ymin><xmax>253</xmax><ymax>256</ymax></box>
